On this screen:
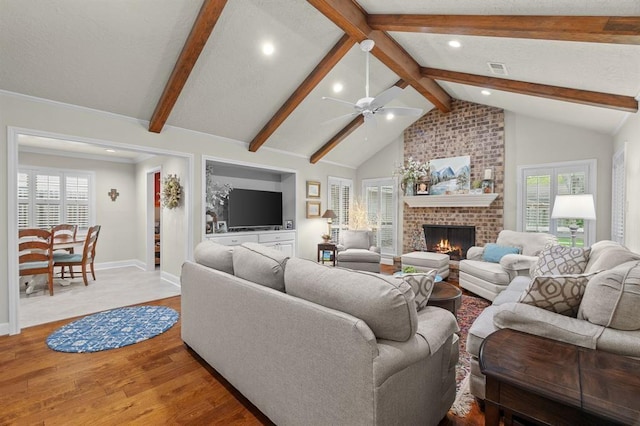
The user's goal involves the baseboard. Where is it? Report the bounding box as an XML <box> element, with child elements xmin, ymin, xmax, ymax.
<box><xmin>161</xmin><ymin>271</ymin><xmax>181</xmax><ymax>287</ymax></box>
<box><xmin>0</xmin><ymin>322</ymin><xmax>9</xmax><ymax>336</ymax></box>
<box><xmin>94</xmin><ymin>259</ymin><xmax>146</xmax><ymax>271</ymax></box>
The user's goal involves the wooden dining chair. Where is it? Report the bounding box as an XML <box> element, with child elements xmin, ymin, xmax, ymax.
<box><xmin>55</xmin><ymin>225</ymin><xmax>101</xmax><ymax>286</ymax></box>
<box><xmin>52</xmin><ymin>224</ymin><xmax>77</xmax><ymax>276</ymax></box>
<box><xmin>19</xmin><ymin>228</ymin><xmax>55</xmax><ymax>296</ymax></box>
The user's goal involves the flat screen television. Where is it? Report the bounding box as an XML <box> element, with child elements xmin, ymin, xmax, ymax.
<box><xmin>227</xmin><ymin>188</ymin><xmax>283</xmax><ymax>229</ymax></box>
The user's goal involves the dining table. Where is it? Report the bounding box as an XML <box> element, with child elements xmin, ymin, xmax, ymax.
<box><xmin>53</xmin><ymin>234</ymin><xmax>85</xmax><ymax>250</ymax></box>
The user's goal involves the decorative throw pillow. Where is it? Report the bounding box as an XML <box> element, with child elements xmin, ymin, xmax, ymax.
<box><xmin>395</xmin><ymin>270</ymin><xmax>437</xmax><ymax>311</ymax></box>
<box><xmin>482</xmin><ymin>243</ymin><xmax>521</xmax><ymax>263</ymax></box>
<box><xmin>578</xmin><ymin>261</ymin><xmax>640</xmax><ymax>330</ymax></box>
<box><xmin>518</xmin><ymin>273</ymin><xmax>595</xmax><ymax>317</ymax></box>
<box><xmin>531</xmin><ymin>245</ymin><xmax>591</xmax><ymax>277</ymax></box>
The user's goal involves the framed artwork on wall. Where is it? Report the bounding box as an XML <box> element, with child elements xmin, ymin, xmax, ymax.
<box><xmin>306</xmin><ymin>181</ymin><xmax>320</xmax><ymax>198</ymax></box>
<box><xmin>306</xmin><ymin>201</ymin><xmax>321</xmax><ymax>218</ymax></box>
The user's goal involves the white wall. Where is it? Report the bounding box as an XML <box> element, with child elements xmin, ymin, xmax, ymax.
<box><xmin>613</xmin><ymin>111</ymin><xmax>640</xmax><ymax>252</ymax></box>
<box><xmin>18</xmin><ymin>151</ymin><xmax>138</xmax><ymax>263</ymax></box>
<box><xmin>504</xmin><ymin>112</ymin><xmax>614</xmax><ymax>240</ymax></box>
<box><xmin>0</xmin><ymin>91</ymin><xmax>356</xmax><ymax>333</ymax></box>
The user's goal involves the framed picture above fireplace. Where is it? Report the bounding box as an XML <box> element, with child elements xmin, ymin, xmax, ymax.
<box><xmin>429</xmin><ymin>155</ymin><xmax>471</xmax><ymax>195</ymax></box>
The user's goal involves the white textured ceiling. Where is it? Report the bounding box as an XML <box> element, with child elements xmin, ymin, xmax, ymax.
<box><xmin>2</xmin><ymin>0</ymin><xmax>639</xmax><ymax>168</ymax></box>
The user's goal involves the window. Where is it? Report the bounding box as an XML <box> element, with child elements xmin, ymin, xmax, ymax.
<box><xmin>517</xmin><ymin>160</ymin><xmax>596</xmax><ymax>247</ymax></box>
<box><xmin>18</xmin><ymin>168</ymin><xmax>93</xmax><ymax>230</ymax></box>
<box><xmin>612</xmin><ymin>148</ymin><xmax>625</xmax><ymax>244</ymax></box>
<box><xmin>363</xmin><ymin>178</ymin><xmax>397</xmax><ymax>256</ymax></box>
<box><xmin>328</xmin><ymin>176</ymin><xmax>352</xmax><ymax>243</ymax></box>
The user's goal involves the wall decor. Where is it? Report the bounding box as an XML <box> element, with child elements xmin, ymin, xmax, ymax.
<box><xmin>429</xmin><ymin>155</ymin><xmax>471</xmax><ymax>195</ymax></box>
<box><xmin>108</xmin><ymin>188</ymin><xmax>119</xmax><ymax>202</ymax></box>
<box><xmin>306</xmin><ymin>181</ymin><xmax>320</xmax><ymax>198</ymax></box>
<box><xmin>216</xmin><ymin>220</ymin><xmax>227</xmax><ymax>233</ymax></box>
<box><xmin>161</xmin><ymin>174</ymin><xmax>182</xmax><ymax>209</ymax></box>
<box><xmin>306</xmin><ymin>201</ymin><xmax>321</xmax><ymax>218</ymax></box>
<box><xmin>285</xmin><ymin>219</ymin><xmax>293</xmax><ymax>229</ymax></box>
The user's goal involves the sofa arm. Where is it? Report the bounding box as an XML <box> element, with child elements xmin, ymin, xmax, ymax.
<box><xmin>336</xmin><ymin>244</ymin><xmax>345</xmax><ymax>252</ymax></box>
<box><xmin>493</xmin><ymin>302</ymin><xmax>605</xmax><ymax>350</ymax></box>
<box><xmin>499</xmin><ymin>254</ymin><xmax>539</xmax><ymax>280</ymax></box>
<box><xmin>369</xmin><ymin>246</ymin><xmax>381</xmax><ymax>254</ymax></box>
<box><xmin>466</xmin><ymin>246</ymin><xmax>484</xmax><ymax>260</ymax></box>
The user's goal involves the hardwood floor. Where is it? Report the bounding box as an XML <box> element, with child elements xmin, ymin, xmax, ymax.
<box><xmin>0</xmin><ymin>294</ymin><xmax>486</xmax><ymax>425</ymax></box>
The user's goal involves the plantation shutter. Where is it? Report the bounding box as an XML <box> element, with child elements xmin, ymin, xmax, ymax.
<box><xmin>17</xmin><ymin>172</ymin><xmax>30</xmax><ymax>229</ymax></box>
<box><xmin>328</xmin><ymin>177</ymin><xmax>353</xmax><ymax>243</ymax></box>
<box><xmin>363</xmin><ymin>178</ymin><xmax>397</xmax><ymax>256</ymax></box>
<box><xmin>65</xmin><ymin>175</ymin><xmax>90</xmax><ymax>230</ymax></box>
<box><xmin>35</xmin><ymin>173</ymin><xmax>61</xmax><ymax>228</ymax></box>
<box><xmin>524</xmin><ymin>171</ymin><xmax>551</xmax><ymax>233</ymax></box>
<box><xmin>611</xmin><ymin>148</ymin><xmax>625</xmax><ymax>244</ymax></box>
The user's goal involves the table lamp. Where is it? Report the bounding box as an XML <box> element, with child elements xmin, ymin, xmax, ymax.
<box><xmin>321</xmin><ymin>209</ymin><xmax>337</xmax><ymax>239</ymax></box>
<box><xmin>551</xmin><ymin>194</ymin><xmax>596</xmax><ymax>247</ymax></box>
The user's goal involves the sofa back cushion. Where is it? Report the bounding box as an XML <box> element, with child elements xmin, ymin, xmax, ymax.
<box><xmin>284</xmin><ymin>258</ymin><xmax>418</xmax><ymax>342</ymax></box>
<box><xmin>578</xmin><ymin>261</ymin><xmax>640</xmax><ymax>330</ymax></box>
<box><xmin>341</xmin><ymin>230</ymin><xmax>371</xmax><ymax>250</ymax></box>
<box><xmin>194</xmin><ymin>240</ymin><xmax>234</xmax><ymax>275</ymax></box>
<box><xmin>585</xmin><ymin>240</ymin><xmax>640</xmax><ymax>274</ymax></box>
<box><xmin>232</xmin><ymin>243</ymin><xmax>288</xmax><ymax>292</ymax></box>
<box><xmin>531</xmin><ymin>245</ymin><xmax>590</xmax><ymax>277</ymax></box>
<box><xmin>496</xmin><ymin>230</ymin><xmax>557</xmax><ymax>257</ymax></box>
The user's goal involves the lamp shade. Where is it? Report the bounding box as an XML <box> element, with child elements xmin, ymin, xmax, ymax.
<box><xmin>321</xmin><ymin>209</ymin><xmax>337</xmax><ymax>220</ymax></box>
<box><xmin>551</xmin><ymin>194</ymin><xmax>596</xmax><ymax>220</ymax></box>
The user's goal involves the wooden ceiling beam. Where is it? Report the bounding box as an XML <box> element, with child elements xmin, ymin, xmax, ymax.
<box><xmin>149</xmin><ymin>0</ymin><xmax>227</xmax><ymax>133</ymax></box>
<box><xmin>422</xmin><ymin>68</ymin><xmax>638</xmax><ymax>113</ymax></box>
<box><xmin>307</xmin><ymin>0</ymin><xmax>451</xmax><ymax>112</ymax></box>
<box><xmin>310</xmin><ymin>80</ymin><xmax>408</xmax><ymax>164</ymax></box>
<box><xmin>248</xmin><ymin>34</ymin><xmax>356</xmax><ymax>152</ymax></box>
<box><xmin>368</xmin><ymin>15</ymin><xmax>640</xmax><ymax>44</ymax></box>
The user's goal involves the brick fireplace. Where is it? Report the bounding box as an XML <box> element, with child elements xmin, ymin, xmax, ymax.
<box><xmin>403</xmin><ymin>100</ymin><xmax>505</xmax><ymax>254</ymax></box>
<box><xmin>422</xmin><ymin>224</ymin><xmax>476</xmax><ymax>261</ymax></box>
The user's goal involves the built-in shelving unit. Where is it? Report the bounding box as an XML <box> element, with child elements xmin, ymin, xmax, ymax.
<box><xmin>404</xmin><ymin>193</ymin><xmax>499</xmax><ymax>208</ymax></box>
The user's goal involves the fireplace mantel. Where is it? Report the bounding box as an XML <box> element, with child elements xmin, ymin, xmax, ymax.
<box><xmin>404</xmin><ymin>193</ymin><xmax>499</xmax><ymax>208</ymax></box>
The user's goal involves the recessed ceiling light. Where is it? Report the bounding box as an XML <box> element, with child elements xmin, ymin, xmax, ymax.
<box><xmin>262</xmin><ymin>42</ymin><xmax>275</xmax><ymax>56</ymax></box>
<box><xmin>386</xmin><ymin>112</ymin><xmax>395</xmax><ymax>120</ymax></box>
<box><xmin>105</xmin><ymin>149</ymin><xmax>116</xmax><ymax>153</ymax></box>
<box><xmin>332</xmin><ymin>82</ymin><xmax>343</xmax><ymax>93</ymax></box>
<box><xmin>448</xmin><ymin>40</ymin><xmax>461</xmax><ymax>48</ymax></box>
<box><xmin>481</xmin><ymin>89</ymin><xmax>491</xmax><ymax>96</ymax></box>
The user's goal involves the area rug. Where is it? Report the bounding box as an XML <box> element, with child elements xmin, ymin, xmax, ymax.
<box><xmin>450</xmin><ymin>294</ymin><xmax>491</xmax><ymax>417</ymax></box>
<box><xmin>46</xmin><ymin>305</ymin><xmax>179</xmax><ymax>353</ymax></box>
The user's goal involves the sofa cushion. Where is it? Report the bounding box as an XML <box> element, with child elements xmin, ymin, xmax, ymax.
<box><xmin>482</xmin><ymin>243</ymin><xmax>521</xmax><ymax>263</ymax></box>
<box><xmin>531</xmin><ymin>245</ymin><xmax>590</xmax><ymax>277</ymax></box>
<box><xmin>337</xmin><ymin>248</ymin><xmax>380</xmax><ymax>262</ymax></box>
<box><xmin>397</xmin><ymin>270</ymin><xmax>437</xmax><ymax>311</ymax></box>
<box><xmin>232</xmin><ymin>243</ymin><xmax>288</xmax><ymax>292</ymax></box>
<box><xmin>495</xmin><ymin>230</ymin><xmax>556</xmax><ymax>257</ymax></box>
<box><xmin>459</xmin><ymin>259</ymin><xmax>511</xmax><ymax>286</ymax></box>
<box><xmin>585</xmin><ymin>240</ymin><xmax>640</xmax><ymax>274</ymax></box>
<box><xmin>284</xmin><ymin>257</ymin><xmax>418</xmax><ymax>342</ymax></box>
<box><xmin>578</xmin><ymin>261</ymin><xmax>640</xmax><ymax>330</ymax></box>
<box><xmin>518</xmin><ymin>273</ymin><xmax>595</xmax><ymax>317</ymax></box>
<box><xmin>341</xmin><ymin>230</ymin><xmax>370</xmax><ymax>250</ymax></box>
<box><xmin>194</xmin><ymin>240</ymin><xmax>234</xmax><ymax>275</ymax></box>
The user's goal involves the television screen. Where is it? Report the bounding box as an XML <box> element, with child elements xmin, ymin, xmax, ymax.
<box><xmin>227</xmin><ymin>189</ymin><xmax>283</xmax><ymax>229</ymax></box>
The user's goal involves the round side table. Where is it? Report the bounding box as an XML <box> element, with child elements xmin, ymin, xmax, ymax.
<box><xmin>427</xmin><ymin>281</ymin><xmax>462</xmax><ymax>318</ymax></box>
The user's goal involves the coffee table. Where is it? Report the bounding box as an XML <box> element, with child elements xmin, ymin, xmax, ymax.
<box><xmin>480</xmin><ymin>328</ymin><xmax>640</xmax><ymax>426</ymax></box>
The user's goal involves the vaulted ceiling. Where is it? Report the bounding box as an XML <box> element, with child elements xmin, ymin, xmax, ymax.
<box><xmin>2</xmin><ymin>0</ymin><xmax>639</xmax><ymax>168</ymax></box>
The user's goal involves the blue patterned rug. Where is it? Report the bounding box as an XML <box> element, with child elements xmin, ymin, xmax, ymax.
<box><xmin>46</xmin><ymin>305</ymin><xmax>179</xmax><ymax>353</ymax></box>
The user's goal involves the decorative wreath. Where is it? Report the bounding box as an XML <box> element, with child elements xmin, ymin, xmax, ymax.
<box><xmin>161</xmin><ymin>174</ymin><xmax>182</xmax><ymax>209</ymax></box>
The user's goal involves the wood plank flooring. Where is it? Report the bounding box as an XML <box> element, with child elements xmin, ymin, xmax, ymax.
<box><xmin>0</xmin><ymin>294</ymin><xmax>486</xmax><ymax>425</ymax></box>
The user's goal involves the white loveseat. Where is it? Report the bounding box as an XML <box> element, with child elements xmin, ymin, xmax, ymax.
<box><xmin>182</xmin><ymin>241</ymin><xmax>459</xmax><ymax>425</ymax></box>
<box><xmin>459</xmin><ymin>230</ymin><xmax>557</xmax><ymax>301</ymax></box>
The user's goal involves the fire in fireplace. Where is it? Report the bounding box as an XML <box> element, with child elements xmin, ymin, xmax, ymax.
<box><xmin>422</xmin><ymin>225</ymin><xmax>476</xmax><ymax>261</ymax></box>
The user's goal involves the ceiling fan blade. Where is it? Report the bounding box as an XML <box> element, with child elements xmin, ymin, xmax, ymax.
<box><xmin>322</xmin><ymin>96</ymin><xmax>358</xmax><ymax>108</ymax></box>
<box><xmin>378</xmin><ymin>106</ymin><xmax>423</xmax><ymax>117</ymax></box>
<box><xmin>370</xmin><ymin>86</ymin><xmax>403</xmax><ymax>109</ymax></box>
<box><xmin>322</xmin><ymin>112</ymin><xmax>359</xmax><ymax>125</ymax></box>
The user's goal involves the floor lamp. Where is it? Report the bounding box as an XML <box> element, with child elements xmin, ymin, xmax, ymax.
<box><xmin>551</xmin><ymin>194</ymin><xmax>596</xmax><ymax>247</ymax></box>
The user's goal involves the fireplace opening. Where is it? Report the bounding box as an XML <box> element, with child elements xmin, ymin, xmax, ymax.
<box><xmin>422</xmin><ymin>225</ymin><xmax>476</xmax><ymax>261</ymax></box>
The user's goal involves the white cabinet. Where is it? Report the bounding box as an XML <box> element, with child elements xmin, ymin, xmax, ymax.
<box><xmin>207</xmin><ymin>230</ymin><xmax>296</xmax><ymax>256</ymax></box>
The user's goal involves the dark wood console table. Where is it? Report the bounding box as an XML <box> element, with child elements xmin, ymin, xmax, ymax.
<box><xmin>480</xmin><ymin>328</ymin><xmax>640</xmax><ymax>426</ymax></box>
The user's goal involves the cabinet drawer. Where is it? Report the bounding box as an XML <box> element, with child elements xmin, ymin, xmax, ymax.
<box><xmin>259</xmin><ymin>232</ymin><xmax>296</xmax><ymax>243</ymax></box>
<box><xmin>209</xmin><ymin>234</ymin><xmax>258</xmax><ymax>246</ymax></box>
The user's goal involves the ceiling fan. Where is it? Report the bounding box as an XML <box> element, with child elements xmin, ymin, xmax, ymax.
<box><xmin>322</xmin><ymin>39</ymin><xmax>423</xmax><ymax>127</ymax></box>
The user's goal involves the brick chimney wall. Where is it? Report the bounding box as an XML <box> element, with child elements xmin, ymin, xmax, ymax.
<box><xmin>403</xmin><ymin>100</ymin><xmax>505</xmax><ymax>253</ymax></box>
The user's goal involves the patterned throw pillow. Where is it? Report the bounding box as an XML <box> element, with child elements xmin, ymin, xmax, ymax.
<box><xmin>518</xmin><ymin>273</ymin><xmax>595</xmax><ymax>317</ymax></box>
<box><xmin>531</xmin><ymin>245</ymin><xmax>591</xmax><ymax>277</ymax></box>
<box><xmin>397</xmin><ymin>270</ymin><xmax>437</xmax><ymax>311</ymax></box>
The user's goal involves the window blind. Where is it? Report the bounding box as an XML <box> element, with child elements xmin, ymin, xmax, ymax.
<box><xmin>612</xmin><ymin>148</ymin><xmax>625</xmax><ymax>244</ymax></box>
<box><xmin>328</xmin><ymin>177</ymin><xmax>353</xmax><ymax>243</ymax></box>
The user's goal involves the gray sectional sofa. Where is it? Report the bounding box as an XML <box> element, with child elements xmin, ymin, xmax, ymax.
<box><xmin>466</xmin><ymin>240</ymin><xmax>640</xmax><ymax>401</ymax></box>
<box><xmin>181</xmin><ymin>241</ymin><xmax>459</xmax><ymax>426</ymax></box>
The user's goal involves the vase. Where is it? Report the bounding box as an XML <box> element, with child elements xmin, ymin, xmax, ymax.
<box><xmin>404</xmin><ymin>180</ymin><xmax>415</xmax><ymax>196</ymax></box>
